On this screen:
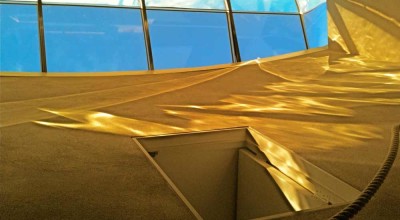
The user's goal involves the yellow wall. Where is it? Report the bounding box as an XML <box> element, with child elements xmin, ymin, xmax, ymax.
<box><xmin>328</xmin><ymin>0</ymin><xmax>400</xmax><ymax>61</ymax></box>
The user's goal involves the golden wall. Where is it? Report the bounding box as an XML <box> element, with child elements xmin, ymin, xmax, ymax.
<box><xmin>328</xmin><ymin>0</ymin><xmax>400</xmax><ymax>61</ymax></box>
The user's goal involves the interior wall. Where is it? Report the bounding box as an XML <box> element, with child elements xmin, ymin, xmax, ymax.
<box><xmin>328</xmin><ymin>0</ymin><xmax>400</xmax><ymax>61</ymax></box>
<box><xmin>147</xmin><ymin>142</ymin><xmax>242</xmax><ymax>220</ymax></box>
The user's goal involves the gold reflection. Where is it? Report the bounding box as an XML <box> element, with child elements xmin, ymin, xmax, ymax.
<box><xmin>268</xmin><ymin>168</ymin><xmax>307</xmax><ymax>211</ymax></box>
<box><xmin>164</xmin><ymin>95</ymin><xmax>355</xmax><ymax>116</ymax></box>
<box><xmin>163</xmin><ymin>109</ymin><xmax>382</xmax><ymax>150</ymax></box>
<box><xmin>265</xmin><ymin>82</ymin><xmax>399</xmax><ymax>94</ymax></box>
<box><xmin>256</xmin><ymin>56</ymin><xmax>329</xmax><ymax>82</ymax></box>
<box><xmin>249</xmin><ymin>128</ymin><xmax>359</xmax><ymax>204</ymax></box>
<box><xmin>2</xmin><ymin>1</ymin><xmax>398</xmax><ymax>217</ymax></box>
<box><xmin>27</xmin><ymin>48</ymin><xmax>398</xmax><ymax>151</ymax></box>
<box><xmin>1</xmin><ymin>60</ymin><xmax>253</xmax><ymax>128</ymax></box>
<box><xmin>329</xmin><ymin>0</ymin><xmax>400</xmax><ymax>61</ymax></box>
<box><xmin>267</xmin><ymin>167</ymin><xmax>328</xmax><ymax>211</ymax></box>
<box><xmin>347</xmin><ymin>0</ymin><xmax>400</xmax><ymax>28</ymax></box>
<box><xmin>35</xmin><ymin>109</ymin><xmax>185</xmax><ymax>136</ymax></box>
<box><xmin>327</xmin><ymin>56</ymin><xmax>400</xmax><ymax>74</ymax></box>
<box><xmin>3</xmin><ymin>1</ymin><xmax>398</xmax><ymax>153</ymax></box>
<box><xmin>158</xmin><ymin>51</ymin><xmax>398</xmax><ymax>149</ymax></box>
<box><xmin>248</xmin><ymin>127</ymin><xmax>360</xmax><ymax>212</ymax></box>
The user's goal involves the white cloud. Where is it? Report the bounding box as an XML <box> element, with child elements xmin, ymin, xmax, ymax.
<box><xmin>42</xmin><ymin>0</ymin><xmax>139</xmax><ymax>6</ymax></box>
<box><xmin>116</xmin><ymin>25</ymin><xmax>143</xmax><ymax>33</ymax></box>
<box><xmin>146</xmin><ymin>0</ymin><xmax>225</xmax><ymax>9</ymax></box>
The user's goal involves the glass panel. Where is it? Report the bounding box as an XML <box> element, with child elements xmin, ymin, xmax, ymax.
<box><xmin>43</xmin><ymin>6</ymin><xmax>147</xmax><ymax>72</ymax></box>
<box><xmin>0</xmin><ymin>4</ymin><xmax>41</xmax><ymax>72</ymax></box>
<box><xmin>304</xmin><ymin>2</ymin><xmax>327</xmax><ymax>48</ymax></box>
<box><xmin>42</xmin><ymin>0</ymin><xmax>139</xmax><ymax>7</ymax></box>
<box><xmin>0</xmin><ymin>0</ymin><xmax>37</xmax><ymax>2</ymax></box>
<box><xmin>296</xmin><ymin>0</ymin><xmax>325</xmax><ymax>13</ymax></box>
<box><xmin>147</xmin><ymin>10</ymin><xmax>232</xmax><ymax>69</ymax></box>
<box><xmin>146</xmin><ymin>0</ymin><xmax>225</xmax><ymax>10</ymax></box>
<box><xmin>231</xmin><ymin>0</ymin><xmax>298</xmax><ymax>13</ymax></box>
<box><xmin>234</xmin><ymin>13</ymin><xmax>306</xmax><ymax>61</ymax></box>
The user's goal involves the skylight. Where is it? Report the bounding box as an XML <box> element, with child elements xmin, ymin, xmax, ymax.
<box><xmin>0</xmin><ymin>0</ymin><xmax>327</xmax><ymax>72</ymax></box>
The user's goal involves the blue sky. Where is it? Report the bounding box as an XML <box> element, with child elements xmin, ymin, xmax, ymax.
<box><xmin>0</xmin><ymin>1</ymin><xmax>327</xmax><ymax>72</ymax></box>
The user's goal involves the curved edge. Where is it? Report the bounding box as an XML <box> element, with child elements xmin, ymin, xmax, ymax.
<box><xmin>330</xmin><ymin>124</ymin><xmax>400</xmax><ymax>219</ymax></box>
<box><xmin>0</xmin><ymin>46</ymin><xmax>328</xmax><ymax>77</ymax></box>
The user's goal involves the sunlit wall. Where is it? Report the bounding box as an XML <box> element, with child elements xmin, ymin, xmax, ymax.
<box><xmin>0</xmin><ymin>0</ymin><xmax>327</xmax><ymax>72</ymax></box>
<box><xmin>328</xmin><ymin>0</ymin><xmax>400</xmax><ymax>62</ymax></box>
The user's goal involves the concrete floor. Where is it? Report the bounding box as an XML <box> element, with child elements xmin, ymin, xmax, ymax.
<box><xmin>1</xmin><ymin>49</ymin><xmax>400</xmax><ymax>219</ymax></box>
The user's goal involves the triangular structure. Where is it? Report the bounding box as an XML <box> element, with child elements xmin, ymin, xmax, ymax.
<box><xmin>133</xmin><ymin>127</ymin><xmax>360</xmax><ymax>220</ymax></box>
